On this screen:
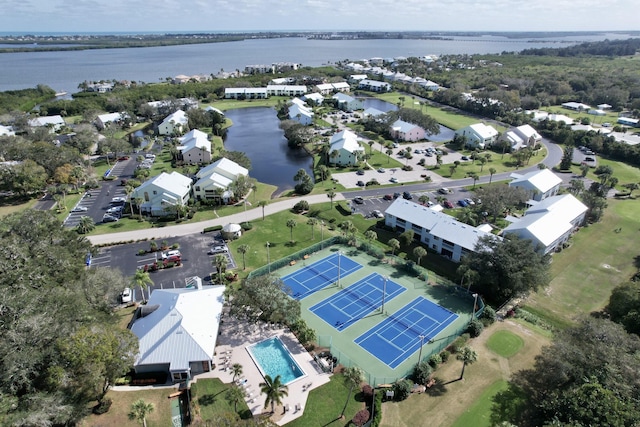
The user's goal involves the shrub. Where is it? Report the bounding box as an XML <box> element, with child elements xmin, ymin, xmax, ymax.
<box><xmin>293</xmin><ymin>200</ymin><xmax>310</xmax><ymax>213</ymax></box>
<box><xmin>137</xmin><ymin>249</ymin><xmax>146</xmax><ymax>255</ymax></box>
<box><xmin>515</xmin><ymin>308</ymin><xmax>540</xmax><ymax>325</ymax></box>
<box><xmin>467</xmin><ymin>319</ymin><xmax>484</xmax><ymax>338</ymax></box>
<box><xmin>402</xmin><ymin>165</ymin><xmax>414</xmax><ymax>171</ymax></box>
<box><xmin>203</xmin><ymin>225</ymin><xmax>223</xmax><ymax>233</ymax></box>
<box><xmin>439</xmin><ymin>350</ymin><xmax>450</xmax><ymax>363</ymax></box>
<box><xmin>481</xmin><ymin>305</ymin><xmax>497</xmax><ymax>325</ymax></box>
<box><xmin>428</xmin><ymin>353</ymin><xmax>442</xmax><ymax>368</ymax></box>
<box><xmin>92</xmin><ymin>398</ymin><xmax>112</xmax><ymax>415</ymax></box>
<box><xmin>412</xmin><ymin>361</ymin><xmax>432</xmax><ymax>385</ymax></box>
<box><xmin>352</xmin><ymin>409</ymin><xmax>370</xmax><ymax>427</ymax></box>
<box><xmin>393</xmin><ymin>379</ymin><xmax>412</xmax><ymax>401</ymax></box>
<box><xmin>241</xmin><ymin>222</ymin><xmax>253</xmax><ymax>231</ymax></box>
<box><xmin>372</xmin><ymin>391</ymin><xmax>382</xmax><ymax>426</ymax></box>
<box><xmin>362</xmin><ymin>384</ymin><xmax>374</xmax><ymax>400</ymax></box>
<box><xmin>449</xmin><ymin>333</ymin><xmax>470</xmax><ymax>354</ymax></box>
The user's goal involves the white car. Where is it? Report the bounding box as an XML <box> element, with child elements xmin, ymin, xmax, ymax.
<box><xmin>71</xmin><ymin>206</ymin><xmax>88</xmax><ymax>213</ymax></box>
<box><xmin>372</xmin><ymin>209</ymin><xmax>384</xmax><ymax>218</ymax></box>
<box><xmin>161</xmin><ymin>249</ymin><xmax>181</xmax><ymax>259</ymax></box>
<box><xmin>390</xmin><ymin>177</ymin><xmax>398</xmax><ymax>183</ymax></box>
<box><xmin>208</xmin><ymin>245</ymin><xmax>227</xmax><ymax>255</ymax></box>
<box><xmin>106</xmin><ymin>206</ymin><xmax>123</xmax><ymax>214</ymax></box>
<box><xmin>121</xmin><ymin>287</ymin><xmax>132</xmax><ymax>303</ymax></box>
<box><xmin>111</xmin><ymin>197</ymin><xmax>127</xmax><ymax>204</ymax></box>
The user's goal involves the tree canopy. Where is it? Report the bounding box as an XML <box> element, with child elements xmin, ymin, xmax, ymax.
<box><xmin>227</xmin><ymin>275</ymin><xmax>301</xmax><ymax>326</ymax></box>
<box><xmin>459</xmin><ymin>234</ymin><xmax>551</xmax><ymax>302</ymax></box>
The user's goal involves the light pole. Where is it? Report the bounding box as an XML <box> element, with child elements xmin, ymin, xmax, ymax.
<box><xmin>418</xmin><ymin>335</ymin><xmax>426</xmax><ymax>364</ymax></box>
<box><xmin>381</xmin><ymin>276</ymin><xmax>388</xmax><ymax>314</ymax></box>
<box><xmin>337</xmin><ymin>250</ymin><xmax>342</xmax><ymax>287</ymax></box>
<box><xmin>472</xmin><ymin>293</ymin><xmax>479</xmax><ymax>319</ymax></box>
<box><xmin>320</xmin><ymin>220</ymin><xmax>325</xmax><ymax>249</ymax></box>
<box><xmin>266</xmin><ymin>242</ymin><xmax>271</xmax><ymax>274</ymax></box>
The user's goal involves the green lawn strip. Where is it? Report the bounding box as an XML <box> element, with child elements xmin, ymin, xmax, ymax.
<box><xmin>526</xmin><ymin>198</ymin><xmax>640</xmax><ymax>326</ymax></box>
<box><xmin>54</xmin><ymin>193</ymin><xmax>83</xmax><ymax>222</ymax></box>
<box><xmin>80</xmin><ymin>387</ymin><xmax>172</xmax><ymax>427</ymax></box>
<box><xmin>284</xmin><ymin>373</ymin><xmax>365</xmax><ymax>427</ymax></box>
<box><xmin>450</xmin><ymin>380</ymin><xmax>509</xmax><ymax>427</ymax></box>
<box><xmin>585</xmin><ymin>156</ymin><xmax>640</xmax><ymax>190</ymax></box>
<box><xmin>0</xmin><ymin>196</ymin><xmax>39</xmax><ymax>217</ymax></box>
<box><xmin>191</xmin><ymin>378</ymin><xmax>251</xmax><ymax>422</ymax></box>
<box><xmin>485</xmin><ymin>330</ymin><xmax>524</xmax><ymax>358</ymax></box>
<box><xmin>546</xmin><ymin>105</ymin><xmax>620</xmax><ymax>124</ymax></box>
<box><xmin>207</xmin><ymin>98</ymin><xmax>282</xmax><ymax>111</ymax></box>
<box><xmin>430</xmin><ymin>148</ymin><xmax>546</xmax><ymax>180</ymax></box>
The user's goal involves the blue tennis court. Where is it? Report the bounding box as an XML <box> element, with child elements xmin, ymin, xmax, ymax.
<box><xmin>354</xmin><ymin>297</ymin><xmax>459</xmax><ymax>369</ymax></box>
<box><xmin>282</xmin><ymin>252</ymin><xmax>362</xmax><ymax>300</ymax></box>
<box><xmin>309</xmin><ymin>273</ymin><xmax>406</xmax><ymax>331</ymax></box>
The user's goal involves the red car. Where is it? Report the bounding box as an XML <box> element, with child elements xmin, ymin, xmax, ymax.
<box><xmin>383</xmin><ymin>194</ymin><xmax>394</xmax><ymax>201</ymax></box>
<box><xmin>443</xmin><ymin>200</ymin><xmax>454</xmax><ymax>209</ymax></box>
<box><xmin>117</xmin><ymin>156</ymin><xmax>130</xmax><ymax>161</ymax></box>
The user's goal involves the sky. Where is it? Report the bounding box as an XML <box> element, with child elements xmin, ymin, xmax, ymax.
<box><xmin>0</xmin><ymin>0</ymin><xmax>637</xmax><ymax>33</ymax></box>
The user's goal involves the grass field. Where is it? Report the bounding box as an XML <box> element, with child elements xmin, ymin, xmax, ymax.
<box><xmin>485</xmin><ymin>330</ymin><xmax>524</xmax><ymax>358</ymax></box>
<box><xmin>191</xmin><ymin>378</ymin><xmax>251</xmax><ymax>422</ymax></box>
<box><xmin>79</xmin><ymin>388</ymin><xmax>172</xmax><ymax>427</ymax></box>
<box><xmin>450</xmin><ymin>380</ymin><xmax>508</xmax><ymax>427</ymax></box>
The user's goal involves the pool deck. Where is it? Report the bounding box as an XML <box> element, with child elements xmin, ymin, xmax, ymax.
<box><xmin>192</xmin><ymin>310</ymin><xmax>331</xmax><ymax>425</ymax></box>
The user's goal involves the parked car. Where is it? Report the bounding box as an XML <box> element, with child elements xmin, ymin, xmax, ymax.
<box><xmin>383</xmin><ymin>194</ymin><xmax>394</xmax><ymax>201</ymax></box>
<box><xmin>372</xmin><ymin>209</ymin><xmax>384</xmax><ymax>218</ymax></box>
<box><xmin>461</xmin><ymin>155</ymin><xmax>470</xmax><ymax>161</ymax></box>
<box><xmin>356</xmin><ymin>180</ymin><xmax>365</xmax><ymax>187</ymax></box>
<box><xmin>208</xmin><ymin>245</ymin><xmax>227</xmax><ymax>255</ymax></box>
<box><xmin>443</xmin><ymin>200</ymin><xmax>454</xmax><ymax>209</ymax></box>
<box><xmin>390</xmin><ymin>177</ymin><xmax>398</xmax><ymax>183</ymax></box>
<box><xmin>353</xmin><ymin>196</ymin><xmax>364</xmax><ymax>204</ymax></box>
<box><xmin>102</xmin><ymin>214</ymin><xmax>119</xmax><ymax>223</ymax></box>
<box><xmin>602</xmin><ymin>122</ymin><xmax>612</xmax><ymax>127</ymax></box>
<box><xmin>393</xmin><ymin>192</ymin><xmax>401</xmax><ymax>199</ymax></box>
<box><xmin>402</xmin><ymin>191</ymin><xmax>413</xmax><ymax>200</ymax></box>
<box><xmin>71</xmin><ymin>206</ymin><xmax>88</xmax><ymax>213</ymax></box>
<box><xmin>377</xmin><ymin>168</ymin><xmax>385</xmax><ymax>173</ymax></box>
<box><xmin>117</xmin><ymin>156</ymin><xmax>130</xmax><ymax>161</ymax></box>
<box><xmin>161</xmin><ymin>249</ymin><xmax>181</xmax><ymax>259</ymax></box>
<box><xmin>106</xmin><ymin>206</ymin><xmax>123</xmax><ymax>214</ymax></box>
<box><xmin>111</xmin><ymin>197</ymin><xmax>127</xmax><ymax>204</ymax></box>
<box><xmin>425</xmin><ymin>152</ymin><xmax>433</xmax><ymax>157</ymax></box>
<box><xmin>356</xmin><ymin>169</ymin><xmax>365</xmax><ymax>175</ymax></box>
<box><xmin>464</xmin><ymin>198</ymin><xmax>475</xmax><ymax>206</ymax></box>
<box><xmin>438</xmin><ymin>188</ymin><xmax>450</xmax><ymax>194</ymax></box>
<box><xmin>121</xmin><ymin>287</ymin><xmax>132</xmax><ymax>303</ymax></box>
<box><xmin>458</xmin><ymin>199</ymin><xmax>469</xmax><ymax>207</ymax></box>
<box><xmin>585</xmin><ymin>156</ymin><xmax>595</xmax><ymax>161</ymax></box>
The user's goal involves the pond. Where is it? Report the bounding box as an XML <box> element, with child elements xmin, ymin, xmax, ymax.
<box><xmin>223</xmin><ymin>107</ymin><xmax>314</xmax><ymax>195</ymax></box>
<box><xmin>361</xmin><ymin>98</ymin><xmax>455</xmax><ymax>142</ymax></box>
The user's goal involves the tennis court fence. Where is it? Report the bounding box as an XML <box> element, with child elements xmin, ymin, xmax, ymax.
<box><xmin>318</xmin><ymin>321</ymin><xmax>471</xmax><ymax>386</ymax></box>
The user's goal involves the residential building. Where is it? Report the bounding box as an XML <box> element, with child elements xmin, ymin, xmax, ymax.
<box><xmin>454</xmin><ymin>123</ymin><xmax>499</xmax><ymax>149</ymax></box>
<box><xmin>332</xmin><ymin>92</ymin><xmax>363</xmax><ymax>111</ymax></box>
<box><xmin>193</xmin><ymin>157</ymin><xmax>249</xmax><ymax>203</ymax></box>
<box><xmin>288</xmin><ymin>99</ymin><xmax>314</xmax><ymax>125</ymax></box>
<box><xmin>618</xmin><ymin>117</ymin><xmax>640</xmax><ymax>127</ymax></box>
<box><xmin>329</xmin><ymin>129</ymin><xmax>364</xmax><ymax>166</ymax></box>
<box><xmin>503</xmin><ymin>194</ymin><xmax>587</xmax><ymax>254</ymax></box>
<box><xmin>499</xmin><ymin>124</ymin><xmax>542</xmax><ymax>151</ymax></box>
<box><xmin>302</xmin><ymin>93</ymin><xmax>324</xmax><ymax>105</ymax></box>
<box><xmin>562</xmin><ymin>102</ymin><xmax>591</xmax><ymax>111</ymax></box>
<box><xmin>95</xmin><ymin>112</ymin><xmax>127</xmax><ymax>130</ymax></box>
<box><xmin>0</xmin><ymin>125</ymin><xmax>15</xmax><ymax>136</ymax></box>
<box><xmin>363</xmin><ymin>107</ymin><xmax>386</xmax><ymax>118</ymax></box>
<box><xmin>349</xmin><ymin>74</ymin><xmax>368</xmax><ymax>83</ymax></box>
<box><xmin>177</xmin><ymin>129</ymin><xmax>211</xmax><ymax>164</ymax></box>
<box><xmin>509</xmin><ymin>169</ymin><xmax>563</xmax><ymax>202</ymax></box>
<box><xmin>384</xmin><ymin>198</ymin><xmax>496</xmax><ymax>262</ymax></box>
<box><xmin>224</xmin><ymin>88</ymin><xmax>268</xmax><ymax>99</ymax></box>
<box><xmin>266</xmin><ymin>85</ymin><xmax>308</xmax><ymax>97</ymax></box>
<box><xmin>147</xmin><ymin>98</ymin><xmax>198</xmax><ymax>113</ymax></box>
<box><xmin>130</xmin><ymin>285</ymin><xmax>225</xmax><ymax>382</ymax></box>
<box><xmin>390</xmin><ymin>119</ymin><xmax>426</xmax><ymax>142</ymax></box>
<box><xmin>358</xmin><ymin>79</ymin><xmax>391</xmax><ymax>92</ymax></box>
<box><xmin>28</xmin><ymin>115</ymin><xmax>66</xmax><ymax>132</ymax></box>
<box><xmin>158</xmin><ymin>110</ymin><xmax>188</xmax><ymax>136</ymax></box>
<box><xmin>132</xmin><ymin>171</ymin><xmax>192</xmax><ymax>216</ymax></box>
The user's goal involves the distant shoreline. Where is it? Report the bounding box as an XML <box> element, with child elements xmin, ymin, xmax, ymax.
<box><xmin>1</xmin><ymin>30</ymin><xmax>638</xmax><ymax>54</ymax></box>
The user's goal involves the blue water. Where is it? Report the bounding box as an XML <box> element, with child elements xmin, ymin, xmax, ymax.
<box><xmin>248</xmin><ymin>337</ymin><xmax>305</xmax><ymax>384</ymax></box>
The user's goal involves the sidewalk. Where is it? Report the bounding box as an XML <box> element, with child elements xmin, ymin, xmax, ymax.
<box><xmin>87</xmin><ymin>193</ymin><xmax>345</xmax><ymax>246</ymax></box>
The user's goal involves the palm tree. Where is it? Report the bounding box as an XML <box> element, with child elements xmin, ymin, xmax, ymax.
<box><xmin>623</xmin><ymin>182</ymin><xmax>640</xmax><ymax>198</ymax></box>
<box><xmin>488</xmin><ymin>167</ymin><xmax>497</xmax><ymax>184</ymax></box>
<box><xmin>259</xmin><ymin>374</ymin><xmax>288</xmax><ymax>414</ymax></box>
<box><xmin>213</xmin><ymin>254</ymin><xmax>227</xmax><ymax>285</ymax></box>
<box><xmin>457</xmin><ymin>346</ymin><xmax>478</xmax><ymax>380</ymax></box>
<box><xmin>386</xmin><ymin>148</ymin><xmax>393</xmax><ymax>164</ymax></box>
<box><xmin>225</xmin><ymin>385</ymin><xmax>245</xmax><ymax>413</ymax></box>
<box><xmin>317</xmin><ymin>165</ymin><xmax>329</xmax><ymax>185</ymax></box>
<box><xmin>364</xmin><ymin>230</ymin><xmax>377</xmax><ymax>243</ymax></box>
<box><xmin>307</xmin><ymin>218</ymin><xmax>318</xmax><ymax>239</ymax></box>
<box><xmin>327</xmin><ymin>190</ymin><xmax>336</xmax><ymax>209</ymax></box>
<box><xmin>468</xmin><ymin>172</ymin><xmax>479</xmax><ymax>189</ymax></box>
<box><xmin>76</xmin><ymin>215</ymin><xmax>95</xmax><ymax>235</ymax></box>
<box><xmin>449</xmin><ymin>164</ymin><xmax>457</xmax><ymax>177</ymax></box>
<box><xmin>231</xmin><ymin>363</ymin><xmax>243</xmax><ymax>382</ymax></box>
<box><xmin>132</xmin><ymin>269</ymin><xmax>153</xmax><ymax>303</ymax></box>
<box><xmin>330</xmin><ymin>149</ymin><xmax>339</xmax><ymax>165</ymax></box>
<box><xmin>257</xmin><ymin>200</ymin><xmax>268</xmax><ymax>220</ymax></box>
<box><xmin>418</xmin><ymin>195</ymin><xmax>430</xmax><ymax>205</ymax></box>
<box><xmin>286</xmin><ymin>219</ymin><xmax>297</xmax><ymax>242</ymax></box>
<box><xmin>128</xmin><ymin>399</ymin><xmax>154</xmax><ymax>427</ymax></box>
<box><xmin>340</xmin><ymin>366</ymin><xmax>363</xmax><ymax>419</ymax></box>
<box><xmin>413</xmin><ymin>246</ymin><xmax>427</xmax><ymax>266</ymax></box>
<box><xmin>388</xmin><ymin>238</ymin><xmax>400</xmax><ymax>256</ymax></box>
<box><xmin>237</xmin><ymin>244</ymin><xmax>249</xmax><ymax>270</ymax></box>
<box><xmin>479</xmin><ymin>157</ymin><xmax>487</xmax><ymax>172</ymax></box>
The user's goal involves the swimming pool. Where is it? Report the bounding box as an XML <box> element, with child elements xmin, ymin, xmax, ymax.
<box><xmin>247</xmin><ymin>336</ymin><xmax>305</xmax><ymax>385</ymax></box>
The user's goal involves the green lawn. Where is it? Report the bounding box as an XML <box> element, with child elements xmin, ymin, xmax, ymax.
<box><xmin>450</xmin><ymin>380</ymin><xmax>508</xmax><ymax>427</ymax></box>
<box><xmin>285</xmin><ymin>375</ymin><xmax>364</xmax><ymax>427</ymax></box>
<box><xmin>206</xmin><ymin>97</ymin><xmax>282</xmax><ymax>111</ymax></box>
<box><xmin>485</xmin><ymin>330</ymin><xmax>524</xmax><ymax>358</ymax></box>
<box><xmin>431</xmin><ymin>148</ymin><xmax>547</xmax><ymax>180</ymax></box>
<box><xmin>0</xmin><ymin>195</ymin><xmax>39</xmax><ymax>217</ymax></box>
<box><xmin>191</xmin><ymin>378</ymin><xmax>252</xmax><ymax>422</ymax></box>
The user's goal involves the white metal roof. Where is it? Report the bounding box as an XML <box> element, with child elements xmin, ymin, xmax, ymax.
<box><xmin>509</xmin><ymin>169</ymin><xmax>562</xmax><ymax>194</ymax></box>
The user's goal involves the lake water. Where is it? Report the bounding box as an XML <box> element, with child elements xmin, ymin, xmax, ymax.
<box><xmin>222</xmin><ymin>107</ymin><xmax>313</xmax><ymax>194</ymax></box>
<box><xmin>0</xmin><ymin>33</ymin><xmax>632</xmax><ymax>93</ymax></box>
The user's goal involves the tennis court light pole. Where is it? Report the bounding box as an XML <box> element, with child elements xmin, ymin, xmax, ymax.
<box><xmin>266</xmin><ymin>242</ymin><xmax>271</xmax><ymax>274</ymax></box>
<box><xmin>418</xmin><ymin>335</ymin><xmax>426</xmax><ymax>364</ymax></box>
<box><xmin>472</xmin><ymin>293</ymin><xmax>479</xmax><ymax>319</ymax></box>
<box><xmin>337</xmin><ymin>250</ymin><xmax>342</xmax><ymax>287</ymax></box>
<box><xmin>320</xmin><ymin>221</ymin><xmax>324</xmax><ymax>249</ymax></box>
<box><xmin>381</xmin><ymin>276</ymin><xmax>388</xmax><ymax>313</ymax></box>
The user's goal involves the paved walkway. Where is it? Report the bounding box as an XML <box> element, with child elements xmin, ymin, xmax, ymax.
<box><xmin>87</xmin><ymin>193</ymin><xmax>345</xmax><ymax>246</ymax></box>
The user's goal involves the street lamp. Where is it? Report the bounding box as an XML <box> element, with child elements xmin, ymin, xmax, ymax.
<box><xmin>381</xmin><ymin>276</ymin><xmax>388</xmax><ymax>314</ymax></box>
<box><xmin>472</xmin><ymin>293</ymin><xmax>479</xmax><ymax>319</ymax></box>
<box><xmin>266</xmin><ymin>242</ymin><xmax>271</xmax><ymax>274</ymax></box>
<box><xmin>320</xmin><ymin>220</ymin><xmax>325</xmax><ymax>249</ymax></box>
<box><xmin>418</xmin><ymin>335</ymin><xmax>426</xmax><ymax>364</ymax></box>
<box><xmin>337</xmin><ymin>250</ymin><xmax>342</xmax><ymax>287</ymax></box>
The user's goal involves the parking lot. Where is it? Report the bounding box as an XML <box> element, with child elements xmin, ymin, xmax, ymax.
<box><xmin>333</xmin><ymin>141</ymin><xmax>470</xmax><ymax>189</ymax></box>
<box><xmin>91</xmin><ymin>232</ymin><xmax>236</xmax><ymax>303</ymax></box>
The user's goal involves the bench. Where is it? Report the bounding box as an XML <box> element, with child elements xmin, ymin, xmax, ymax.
<box><xmin>290</xmin><ymin>260</ymin><xmax>296</xmax><ymax>266</ymax></box>
<box><xmin>303</xmin><ymin>254</ymin><xmax>310</xmax><ymax>260</ymax></box>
